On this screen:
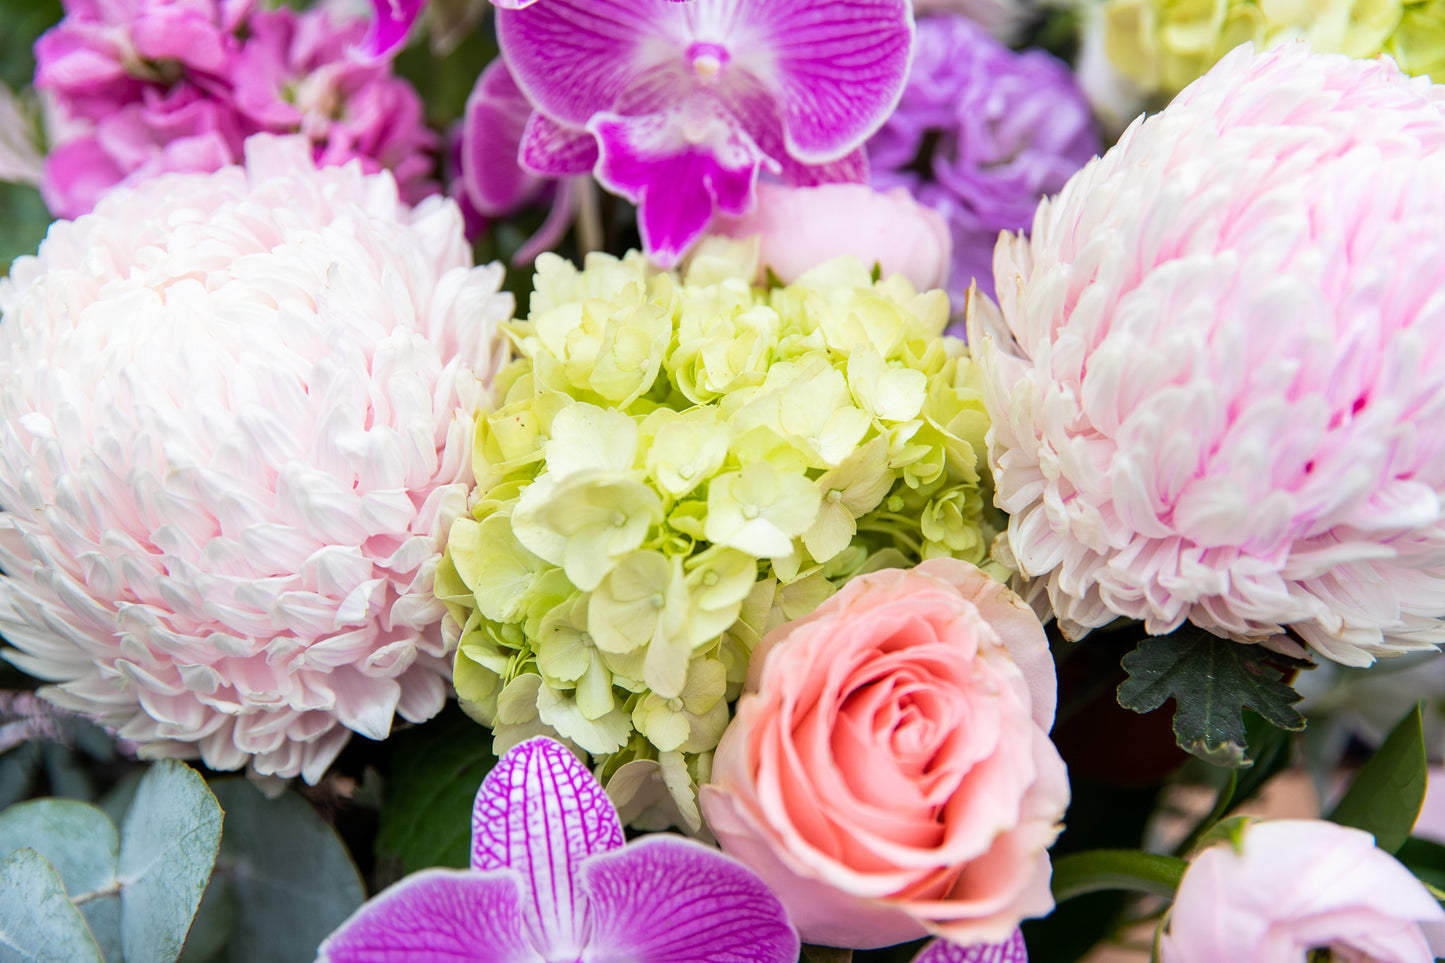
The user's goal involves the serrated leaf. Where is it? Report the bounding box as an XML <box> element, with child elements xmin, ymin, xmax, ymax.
<box><xmin>375</xmin><ymin>704</ymin><xmax>496</xmax><ymax>875</ymax></box>
<box><xmin>0</xmin><ymin>848</ymin><xmax>104</xmax><ymax>963</ymax></box>
<box><xmin>1328</xmin><ymin>703</ymin><xmax>1427</xmax><ymax>854</ymax></box>
<box><xmin>1117</xmin><ymin>626</ymin><xmax>1305</xmax><ymax>768</ymax></box>
<box><xmin>0</xmin><ymin>799</ymin><xmax>120</xmax><ymax>962</ymax></box>
<box><xmin>204</xmin><ymin>780</ymin><xmax>363</xmax><ymax>963</ymax></box>
<box><xmin>116</xmin><ymin>760</ymin><xmax>223</xmax><ymax>963</ymax></box>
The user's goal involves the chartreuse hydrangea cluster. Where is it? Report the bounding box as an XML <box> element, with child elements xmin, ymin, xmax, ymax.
<box><xmin>1102</xmin><ymin>0</ymin><xmax>1445</xmax><ymax>102</ymax></box>
<box><xmin>436</xmin><ymin>243</ymin><xmax>1003</xmax><ymax>820</ymax></box>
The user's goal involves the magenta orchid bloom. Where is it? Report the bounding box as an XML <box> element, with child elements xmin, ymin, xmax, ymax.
<box><xmin>317</xmin><ymin>737</ymin><xmax>799</xmax><ymax>963</ymax></box>
<box><xmin>495</xmin><ymin>0</ymin><xmax>914</xmax><ymax>265</ymax></box>
<box><xmin>914</xmin><ymin>932</ymin><xmax>1029</xmax><ymax>963</ymax></box>
<box><xmin>360</xmin><ymin>0</ymin><xmax>694</xmax><ymax>58</ymax></box>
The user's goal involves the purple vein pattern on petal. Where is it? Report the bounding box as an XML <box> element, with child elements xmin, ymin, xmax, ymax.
<box><xmin>736</xmin><ymin>0</ymin><xmax>914</xmax><ymax>162</ymax></box>
<box><xmin>580</xmin><ymin>835</ymin><xmax>800</xmax><ymax>963</ymax></box>
<box><xmin>471</xmin><ymin>737</ymin><xmax>624</xmax><ymax>956</ymax></box>
<box><xmin>463</xmin><ymin>59</ymin><xmax>547</xmax><ymax>216</ymax></box>
<box><xmin>911</xmin><ymin>932</ymin><xmax>1029</xmax><ymax>963</ymax></box>
<box><xmin>317</xmin><ymin>869</ymin><xmax>537</xmax><ymax>963</ymax></box>
<box><xmin>520</xmin><ymin>113</ymin><xmax>600</xmax><ymax>177</ymax></box>
<box><xmin>496</xmin><ymin>0</ymin><xmax>676</xmax><ymax>127</ymax></box>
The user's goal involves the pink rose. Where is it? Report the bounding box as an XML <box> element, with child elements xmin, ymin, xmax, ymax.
<box><xmin>1161</xmin><ymin>819</ymin><xmax>1445</xmax><ymax>962</ymax></box>
<box><xmin>715</xmin><ymin>182</ymin><xmax>953</xmax><ymax>293</ymax></box>
<box><xmin>699</xmin><ymin>558</ymin><xmax>1069</xmax><ymax>949</ymax></box>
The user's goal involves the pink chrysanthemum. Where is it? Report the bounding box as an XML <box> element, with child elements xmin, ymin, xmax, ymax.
<box><xmin>0</xmin><ymin>135</ymin><xmax>512</xmax><ymax>781</ymax></box>
<box><xmin>970</xmin><ymin>44</ymin><xmax>1445</xmax><ymax>665</ymax></box>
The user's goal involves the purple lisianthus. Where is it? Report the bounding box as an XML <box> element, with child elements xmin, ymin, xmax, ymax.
<box><xmin>867</xmin><ymin>14</ymin><xmax>1098</xmax><ymax>306</ymax></box>
<box><xmin>494</xmin><ymin>0</ymin><xmax>913</xmax><ymax>266</ymax></box>
<box><xmin>34</xmin><ymin>0</ymin><xmax>438</xmax><ymax>217</ymax></box>
<box><xmin>318</xmin><ymin>737</ymin><xmax>799</xmax><ymax>963</ymax></box>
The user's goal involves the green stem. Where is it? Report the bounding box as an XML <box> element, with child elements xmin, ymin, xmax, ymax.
<box><xmin>1173</xmin><ymin>769</ymin><xmax>1238</xmax><ymax>858</ymax></box>
<box><xmin>1051</xmin><ymin>849</ymin><xmax>1187</xmax><ymax>903</ymax></box>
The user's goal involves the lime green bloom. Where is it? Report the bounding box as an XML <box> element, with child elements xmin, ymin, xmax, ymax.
<box><xmin>1100</xmin><ymin>0</ymin><xmax>1445</xmax><ymax>103</ymax></box>
<box><xmin>440</xmin><ymin>242</ymin><xmax>1005</xmax><ymax>826</ymax></box>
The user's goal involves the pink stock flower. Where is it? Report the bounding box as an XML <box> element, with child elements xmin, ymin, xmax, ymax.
<box><xmin>969</xmin><ymin>43</ymin><xmax>1445</xmax><ymax>663</ymax></box>
<box><xmin>700</xmin><ymin>558</ymin><xmax>1068</xmax><ymax>949</ymax></box>
<box><xmin>495</xmin><ymin>0</ymin><xmax>914</xmax><ymax>265</ymax></box>
<box><xmin>0</xmin><ymin>136</ymin><xmax>512</xmax><ymax>782</ymax></box>
<box><xmin>1160</xmin><ymin>820</ymin><xmax>1445</xmax><ymax>962</ymax></box>
<box><xmin>35</xmin><ymin>0</ymin><xmax>438</xmax><ymax>218</ymax></box>
<box><xmin>715</xmin><ymin>182</ymin><xmax>952</xmax><ymax>292</ymax></box>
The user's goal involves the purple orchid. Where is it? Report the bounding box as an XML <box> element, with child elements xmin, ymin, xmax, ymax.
<box><xmin>317</xmin><ymin>736</ymin><xmax>800</xmax><ymax>963</ymax></box>
<box><xmin>913</xmin><ymin>931</ymin><xmax>1029</xmax><ymax>963</ymax></box>
<box><xmin>494</xmin><ymin>0</ymin><xmax>914</xmax><ymax>265</ymax></box>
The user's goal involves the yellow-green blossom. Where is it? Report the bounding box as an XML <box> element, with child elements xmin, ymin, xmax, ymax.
<box><xmin>440</xmin><ymin>241</ymin><xmax>1005</xmax><ymax>825</ymax></box>
<box><xmin>1101</xmin><ymin>0</ymin><xmax>1445</xmax><ymax>102</ymax></box>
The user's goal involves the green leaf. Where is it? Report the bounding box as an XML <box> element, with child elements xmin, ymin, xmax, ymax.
<box><xmin>203</xmin><ymin>780</ymin><xmax>364</xmax><ymax>963</ymax></box>
<box><xmin>1397</xmin><ymin>835</ymin><xmax>1445</xmax><ymax>894</ymax></box>
<box><xmin>1050</xmin><ymin>849</ymin><xmax>1188</xmax><ymax>903</ymax></box>
<box><xmin>0</xmin><ymin>799</ymin><xmax>120</xmax><ymax>962</ymax></box>
<box><xmin>1328</xmin><ymin>703</ymin><xmax>1427</xmax><ymax>854</ymax></box>
<box><xmin>0</xmin><ymin>183</ymin><xmax>51</xmax><ymax>277</ymax></box>
<box><xmin>1117</xmin><ymin>626</ymin><xmax>1306</xmax><ymax>767</ymax></box>
<box><xmin>116</xmin><ymin>760</ymin><xmax>223</xmax><ymax>963</ymax></box>
<box><xmin>375</xmin><ymin>704</ymin><xmax>497</xmax><ymax>877</ymax></box>
<box><xmin>0</xmin><ymin>0</ymin><xmax>62</xmax><ymax>91</ymax></box>
<box><xmin>0</xmin><ymin>848</ymin><xmax>104</xmax><ymax>963</ymax></box>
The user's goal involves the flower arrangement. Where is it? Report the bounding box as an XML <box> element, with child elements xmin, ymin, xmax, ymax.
<box><xmin>2</xmin><ymin>1</ymin><xmax>1445</xmax><ymax>963</ymax></box>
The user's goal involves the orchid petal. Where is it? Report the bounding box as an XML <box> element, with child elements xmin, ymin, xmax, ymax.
<box><xmin>513</xmin><ymin>180</ymin><xmax>577</xmax><ymax>265</ymax></box>
<box><xmin>463</xmin><ymin>60</ymin><xmax>546</xmax><ymax>216</ymax></box>
<box><xmin>497</xmin><ymin>0</ymin><xmax>679</xmax><ymax>128</ymax></box>
<box><xmin>520</xmin><ymin>113</ymin><xmax>599</xmax><ymax>178</ymax></box>
<box><xmin>591</xmin><ymin>108</ymin><xmax>760</xmax><ymax>266</ymax></box>
<box><xmin>580</xmin><ymin>834</ymin><xmax>800</xmax><ymax>963</ymax></box>
<box><xmin>471</xmin><ymin>736</ymin><xmax>624</xmax><ymax>955</ymax></box>
<box><xmin>732</xmin><ymin>0</ymin><xmax>914</xmax><ymax>162</ymax></box>
<box><xmin>317</xmin><ymin>868</ymin><xmax>537</xmax><ymax>963</ymax></box>
<box><xmin>911</xmin><ymin>933</ymin><xmax>1029</xmax><ymax>963</ymax></box>
<box><xmin>777</xmin><ymin>147</ymin><xmax>870</xmax><ymax>186</ymax></box>
<box><xmin>360</xmin><ymin>0</ymin><xmax>425</xmax><ymax>58</ymax></box>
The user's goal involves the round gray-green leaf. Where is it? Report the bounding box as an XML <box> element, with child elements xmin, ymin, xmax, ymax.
<box><xmin>117</xmin><ymin>760</ymin><xmax>223</xmax><ymax>963</ymax></box>
<box><xmin>206</xmin><ymin>780</ymin><xmax>364</xmax><ymax>963</ymax></box>
<box><xmin>0</xmin><ymin>799</ymin><xmax>120</xmax><ymax>962</ymax></box>
<box><xmin>0</xmin><ymin>848</ymin><xmax>104</xmax><ymax>963</ymax></box>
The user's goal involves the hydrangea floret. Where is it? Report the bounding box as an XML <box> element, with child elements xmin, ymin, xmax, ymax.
<box><xmin>1099</xmin><ymin>0</ymin><xmax>1445</xmax><ymax>102</ymax></box>
<box><xmin>438</xmin><ymin>241</ymin><xmax>1002</xmax><ymax>825</ymax></box>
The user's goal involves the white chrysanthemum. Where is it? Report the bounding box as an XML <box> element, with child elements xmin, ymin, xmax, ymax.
<box><xmin>971</xmin><ymin>44</ymin><xmax>1445</xmax><ymax>666</ymax></box>
<box><xmin>0</xmin><ymin>135</ymin><xmax>512</xmax><ymax>781</ymax></box>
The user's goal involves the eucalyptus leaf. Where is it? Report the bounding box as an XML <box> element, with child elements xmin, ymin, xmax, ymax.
<box><xmin>203</xmin><ymin>780</ymin><xmax>364</xmax><ymax>963</ymax></box>
<box><xmin>0</xmin><ymin>799</ymin><xmax>120</xmax><ymax>962</ymax></box>
<box><xmin>1117</xmin><ymin>626</ymin><xmax>1306</xmax><ymax>767</ymax></box>
<box><xmin>1328</xmin><ymin>703</ymin><xmax>1427</xmax><ymax>854</ymax></box>
<box><xmin>375</xmin><ymin>704</ymin><xmax>496</xmax><ymax>877</ymax></box>
<box><xmin>116</xmin><ymin>760</ymin><xmax>223</xmax><ymax>963</ymax></box>
<box><xmin>0</xmin><ymin>848</ymin><xmax>104</xmax><ymax>963</ymax></box>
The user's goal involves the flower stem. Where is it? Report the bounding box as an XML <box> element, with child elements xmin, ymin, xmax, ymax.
<box><xmin>1051</xmin><ymin>849</ymin><xmax>1187</xmax><ymax>903</ymax></box>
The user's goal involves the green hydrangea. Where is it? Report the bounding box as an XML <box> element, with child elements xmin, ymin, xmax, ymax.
<box><xmin>437</xmin><ymin>242</ymin><xmax>1006</xmax><ymax>827</ymax></box>
<box><xmin>1102</xmin><ymin>0</ymin><xmax>1445</xmax><ymax>103</ymax></box>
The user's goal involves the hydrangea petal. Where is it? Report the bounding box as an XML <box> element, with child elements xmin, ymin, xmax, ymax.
<box><xmin>580</xmin><ymin>834</ymin><xmax>800</xmax><ymax>963</ymax></box>
<box><xmin>912</xmin><ymin>933</ymin><xmax>1029</xmax><ymax>963</ymax></box>
<box><xmin>470</xmin><ymin>735</ymin><xmax>624</xmax><ymax>953</ymax></box>
<box><xmin>317</xmin><ymin>868</ymin><xmax>535</xmax><ymax>963</ymax></box>
<box><xmin>591</xmin><ymin>108</ymin><xmax>760</xmax><ymax>266</ymax></box>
